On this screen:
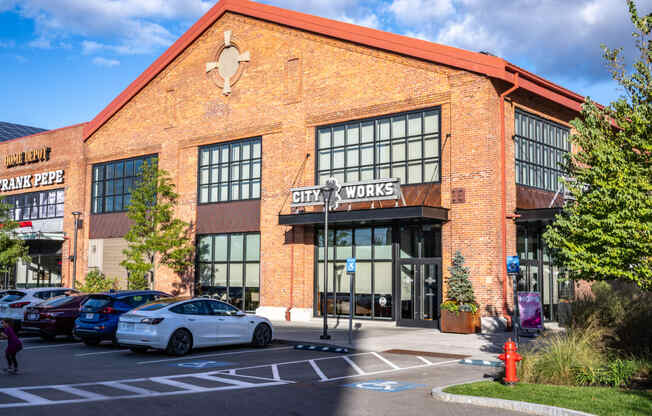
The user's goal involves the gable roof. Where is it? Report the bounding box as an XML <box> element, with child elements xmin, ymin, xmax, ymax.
<box><xmin>0</xmin><ymin>121</ymin><xmax>47</xmax><ymax>142</ymax></box>
<box><xmin>83</xmin><ymin>0</ymin><xmax>586</xmax><ymax>141</ymax></box>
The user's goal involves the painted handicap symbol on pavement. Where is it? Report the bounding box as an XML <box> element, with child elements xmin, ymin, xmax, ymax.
<box><xmin>344</xmin><ymin>380</ymin><xmax>425</xmax><ymax>392</ymax></box>
<box><xmin>173</xmin><ymin>361</ymin><xmax>232</xmax><ymax>369</ymax></box>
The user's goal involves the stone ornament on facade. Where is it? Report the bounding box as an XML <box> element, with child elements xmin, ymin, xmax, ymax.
<box><xmin>206</xmin><ymin>30</ymin><xmax>250</xmax><ymax>95</ymax></box>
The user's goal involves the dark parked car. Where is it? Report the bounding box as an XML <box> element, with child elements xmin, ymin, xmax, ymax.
<box><xmin>23</xmin><ymin>294</ymin><xmax>91</xmax><ymax>340</ymax></box>
<box><xmin>74</xmin><ymin>290</ymin><xmax>171</xmax><ymax>346</ymax></box>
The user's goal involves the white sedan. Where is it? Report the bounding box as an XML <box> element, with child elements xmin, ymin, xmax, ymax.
<box><xmin>116</xmin><ymin>297</ymin><xmax>273</xmax><ymax>355</ymax></box>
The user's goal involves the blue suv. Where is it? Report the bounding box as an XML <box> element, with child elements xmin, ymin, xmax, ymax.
<box><xmin>75</xmin><ymin>290</ymin><xmax>171</xmax><ymax>346</ymax></box>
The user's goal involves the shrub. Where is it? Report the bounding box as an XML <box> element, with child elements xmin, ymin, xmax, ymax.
<box><xmin>442</xmin><ymin>251</ymin><xmax>477</xmax><ymax>314</ymax></box>
<box><xmin>569</xmin><ymin>281</ymin><xmax>652</xmax><ymax>356</ymax></box>
<box><xmin>519</xmin><ymin>321</ymin><xmax>606</xmax><ymax>385</ymax></box>
<box><xmin>76</xmin><ymin>270</ymin><xmax>118</xmax><ymax>293</ymax></box>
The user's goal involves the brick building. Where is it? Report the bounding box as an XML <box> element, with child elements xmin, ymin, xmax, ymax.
<box><xmin>1</xmin><ymin>0</ymin><xmax>585</xmax><ymax>328</ymax></box>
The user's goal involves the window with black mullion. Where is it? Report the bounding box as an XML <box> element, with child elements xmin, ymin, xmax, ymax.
<box><xmin>92</xmin><ymin>155</ymin><xmax>155</xmax><ymax>214</ymax></box>
<box><xmin>198</xmin><ymin>138</ymin><xmax>261</xmax><ymax>203</ymax></box>
<box><xmin>317</xmin><ymin>108</ymin><xmax>440</xmax><ymax>186</ymax></box>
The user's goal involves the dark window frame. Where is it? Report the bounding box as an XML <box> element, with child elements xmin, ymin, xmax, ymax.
<box><xmin>91</xmin><ymin>154</ymin><xmax>157</xmax><ymax>214</ymax></box>
<box><xmin>4</xmin><ymin>188</ymin><xmax>65</xmax><ymax>221</ymax></box>
<box><xmin>195</xmin><ymin>232</ymin><xmax>261</xmax><ymax>313</ymax></box>
<box><xmin>197</xmin><ymin>137</ymin><xmax>262</xmax><ymax>204</ymax></box>
<box><xmin>314</xmin><ymin>226</ymin><xmax>394</xmax><ymax>321</ymax></box>
<box><xmin>514</xmin><ymin>109</ymin><xmax>571</xmax><ymax>192</ymax></box>
<box><xmin>315</xmin><ymin>107</ymin><xmax>442</xmax><ymax>186</ymax></box>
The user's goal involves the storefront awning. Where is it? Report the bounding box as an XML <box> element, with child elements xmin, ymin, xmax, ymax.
<box><xmin>278</xmin><ymin>205</ymin><xmax>448</xmax><ymax>226</ymax></box>
<box><xmin>515</xmin><ymin>208</ymin><xmax>562</xmax><ymax>222</ymax></box>
<box><xmin>15</xmin><ymin>232</ymin><xmax>65</xmax><ymax>241</ymax></box>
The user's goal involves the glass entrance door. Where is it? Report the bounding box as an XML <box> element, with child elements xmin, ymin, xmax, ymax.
<box><xmin>398</xmin><ymin>259</ymin><xmax>441</xmax><ymax>327</ymax></box>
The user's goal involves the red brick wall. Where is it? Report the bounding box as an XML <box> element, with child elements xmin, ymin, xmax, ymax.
<box><xmin>0</xmin><ymin>124</ymin><xmax>86</xmax><ymax>288</ymax></box>
<box><xmin>80</xmin><ymin>12</ymin><xmax>583</xmax><ymax>317</ymax></box>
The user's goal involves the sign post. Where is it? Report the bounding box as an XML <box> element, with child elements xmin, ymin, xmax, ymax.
<box><xmin>346</xmin><ymin>258</ymin><xmax>356</xmax><ymax>345</ymax></box>
<box><xmin>506</xmin><ymin>256</ymin><xmax>520</xmax><ymax>345</ymax></box>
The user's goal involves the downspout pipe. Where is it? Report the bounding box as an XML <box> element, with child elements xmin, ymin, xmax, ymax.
<box><xmin>499</xmin><ymin>72</ymin><xmax>519</xmax><ymax>322</ymax></box>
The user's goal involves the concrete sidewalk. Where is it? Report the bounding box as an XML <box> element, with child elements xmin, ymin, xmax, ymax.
<box><xmin>271</xmin><ymin>318</ymin><xmax>522</xmax><ymax>361</ymax></box>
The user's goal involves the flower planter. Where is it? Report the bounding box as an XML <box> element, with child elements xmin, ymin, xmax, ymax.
<box><xmin>440</xmin><ymin>310</ymin><xmax>480</xmax><ymax>334</ymax></box>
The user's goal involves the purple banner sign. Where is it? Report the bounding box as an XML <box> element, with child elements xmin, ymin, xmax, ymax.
<box><xmin>518</xmin><ymin>292</ymin><xmax>544</xmax><ymax>330</ymax></box>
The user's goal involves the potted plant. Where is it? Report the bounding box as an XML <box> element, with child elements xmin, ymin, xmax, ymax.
<box><xmin>440</xmin><ymin>251</ymin><xmax>480</xmax><ymax>334</ymax></box>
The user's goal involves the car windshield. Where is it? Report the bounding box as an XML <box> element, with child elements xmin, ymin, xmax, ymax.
<box><xmin>133</xmin><ymin>297</ymin><xmax>190</xmax><ymax>312</ymax></box>
<box><xmin>40</xmin><ymin>295</ymin><xmax>77</xmax><ymax>308</ymax></box>
<box><xmin>83</xmin><ymin>295</ymin><xmax>112</xmax><ymax>309</ymax></box>
<box><xmin>0</xmin><ymin>291</ymin><xmax>26</xmax><ymax>303</ymax></box>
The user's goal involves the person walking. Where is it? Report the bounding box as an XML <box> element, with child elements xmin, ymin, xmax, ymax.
<box><xmin>0</xmin><ymin>319</ymin><xmax>22</xmax><ymax>374</ymax></box>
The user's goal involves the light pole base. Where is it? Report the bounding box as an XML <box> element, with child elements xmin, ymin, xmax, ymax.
<box><xmin>320</xmin><ymin>334</ymin><xmax>331</xmax><ymax>340</ymax></box>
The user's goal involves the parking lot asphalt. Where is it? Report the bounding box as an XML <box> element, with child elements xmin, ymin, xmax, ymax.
<box><xmin>0</xmin><ymin>336</ymin><xmax>527</xmax><ymax>416</ymax></box>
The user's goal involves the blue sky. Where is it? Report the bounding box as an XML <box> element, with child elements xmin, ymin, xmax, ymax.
<box><xmin>0</xmin><ymin>0</ymin><xmax>648</xmax><ymax>130</ymax></box>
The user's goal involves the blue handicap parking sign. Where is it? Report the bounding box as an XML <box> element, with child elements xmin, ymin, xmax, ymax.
<box><xmin>344</xmin><ymin>380</ymin><xmax>425</xmax><ymax>392</ymax></box>
<box><xmin>346</xmin><ymin>258</ymin><xmax>356</xmax><ymax>273</ymax></box>
<box><xmin>506</xmin><ymin>256</ymin><xmax>520</xmax><ymax>274</ymax></box>
<box><xmin>173</xmin><ymin>361</ymin><xmax>232</xmax><ymax>369</ymax></box>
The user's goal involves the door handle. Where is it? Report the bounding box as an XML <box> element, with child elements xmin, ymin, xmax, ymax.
<box><xmin>187</xmin><ymin>318</ymin><xmax>196</xmax><ymax>322</ymax></box>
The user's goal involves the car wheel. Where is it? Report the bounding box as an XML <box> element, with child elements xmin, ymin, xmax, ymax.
<box><xmin>83</xmin><ymin>338</ymin><xmax>101</xmax><ymax>346</ymax></box>
<box><xmin>166</xmin><ymin>329</ymin><xmax>192</xmax><ymax>356</ymax></box>
<box><xmin>130</xmin><ymin>346</ymin><xmax>149</xmax><ymax>353</ymax></box>
<box><xmin>251</xmin><ymin>323</ymin><xmax>272</xmax><ymax>348</ymax></box>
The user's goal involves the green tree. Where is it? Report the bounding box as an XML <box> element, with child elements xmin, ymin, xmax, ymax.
<box><xmin>121</xmin><ymin>160</ymin><xmax>195</xmax><ymax>290</ymax></box>
<box><xmin>76</xmin><ymin>270</ymin><xmax>117</xmax><ymax>293</ymax></box>
<box><xmin>0</xmin><ymin>197</ymin><xmax>30</xmax><ymax>279</ymax></box>
<box><xmin>444</xmin><ymin>251</ymin><xmax>476</xmax><ymax>311</ymax></box>
<box><xmin>543</xmin><ymin>1</ymin><xmax>652</xmax><ymax>290</ymax></box>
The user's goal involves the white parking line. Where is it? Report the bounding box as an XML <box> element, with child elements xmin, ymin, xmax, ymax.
<box><xmin>136</xmin><ymin>346</ymin><xmax>294</xmax><ymax>365</ymax></box>
<box><xmin>342</xmin><ymin>356</ymin><xmax>366</xmax><ymax>375</ymax></box>
<box><xmin>76</xmin><ymin>349</ymin><xmax>130</xmax><ymax>357</ymax></box>
<box><xmin>23</xmin><ymin>343</ymin><xmax>82</xmax><ymax>350</ymax></box>
<box><xmin>321</xmin><ymin>359</ymin><xmax>459</xmax><ymax>382</ymax></box>
<box><xmin>308</xmin><ymin>360</ymin><xmax>328</xmax><ymax>381</ymax></box>
<box><xmin>416</xmin><ymin>356</ymin><xmax>433</xmax><ymax>365</ymax></box>
<box><xmin>0</xmin><ymin>367</ymin><xmax>292</xmax><ymax>408</ymax></box>
<box><xmin>372</xmin><ymin>352</ymin><xmax>400</xmax><ymax>369</ymax></box>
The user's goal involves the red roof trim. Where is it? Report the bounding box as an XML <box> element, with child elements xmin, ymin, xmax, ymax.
<box><xmin>83</xmin><ymin>0</ymin><xmax>586</xmax><ymax>141</ymax></box>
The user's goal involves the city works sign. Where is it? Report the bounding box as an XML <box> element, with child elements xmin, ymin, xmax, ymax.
<box><xmin>0</xmin><ymin>169</ymin><xmax>64</xmax><ymax>193</ymax></box>
<box><xmin>5</xmin><ymin>147</ymin><xmax>51</xmax><ymax>168</ymax></box>
<box><xmin>291</xmin><ymin>178</ymin><xmax>401</xmax><ymax>208</ymax></box>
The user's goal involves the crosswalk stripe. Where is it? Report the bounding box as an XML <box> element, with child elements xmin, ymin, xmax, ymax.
<box><xmin>2</xmin><ymin>388</ymin><xmax>52</xmax><ymax>405</ymax></box>
<box><xmin>100</xmin><ymin>382</ymin><xmax>155</xmax><ymax>395</ymax></box>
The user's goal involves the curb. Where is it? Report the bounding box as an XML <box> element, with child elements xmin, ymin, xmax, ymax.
<box><xmin>431</xmin><ymin>382</ymin><xmax>596</xmax><ymax>416</ymax></box>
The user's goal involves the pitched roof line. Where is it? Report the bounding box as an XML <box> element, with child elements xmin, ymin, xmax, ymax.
<box><xmin>83</xmin><ymin>0</ymin><xmax>586</xmax><ymax>141</ymax></box>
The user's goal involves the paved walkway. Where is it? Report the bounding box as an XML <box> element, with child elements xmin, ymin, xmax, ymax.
<box><xmin>271</xmin><ymin>318</ymin><xmax>526</xmax><ymax>361</ymax></box>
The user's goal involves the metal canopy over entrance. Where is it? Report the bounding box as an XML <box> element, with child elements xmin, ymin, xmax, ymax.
<box><xmin>279</xmin><ymin>205</ymin><xmax>448</xmax><ymax>226</ymax></box>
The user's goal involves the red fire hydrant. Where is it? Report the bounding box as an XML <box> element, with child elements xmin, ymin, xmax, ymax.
<box><xmin>498</xmin><ymin>338</ymin><xmax>522</xmax><ymax>385</ymax></box>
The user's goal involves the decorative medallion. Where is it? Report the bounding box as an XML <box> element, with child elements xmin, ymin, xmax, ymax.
<box><xmin>206</xmin><ymin>31</ymin><xmax>250</xmax><ymax>95</ymax></box>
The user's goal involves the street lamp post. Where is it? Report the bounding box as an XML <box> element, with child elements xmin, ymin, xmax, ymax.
<box><xmin>320</xmin><ymin>178</ymin><xmax>338</xmax><ymax>340</ymax></box>
<box><xmin>71</xmin><ymin>211</ymin><xmax>82</xmax><ymax>289</ymax></box>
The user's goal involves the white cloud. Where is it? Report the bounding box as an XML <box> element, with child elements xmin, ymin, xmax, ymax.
<box><xmin>11</xmin><ymin>0</ymin><xmax>216</xmax><ymax>55</ymax></box>
<box><xmin>434</xmin><ymin>15</ymin><xmax>506</xmax><ymax>55</ymax></box>
<box><xmin>28</xmin><ymin>37</ymin><xmax>52</xmax><ymax>49</ymax></box>
<box><xmin>338</xmin><ymin>13</ymin><xmax>380</xmax><ymax>29</ymax></box>
<box><xmin>388</xmin><ymin>0</ymin><xmax>455</xmax><ymax>22</ymax></box>
<box><xmin>389</xmin><ymin>0</ymin><xmax>652</xmax><ymax>82</ymax></box>
<box><xmin>92</xmin><ymin>57</ymin><xmax>120</xmax><ymax>67</ymax></box>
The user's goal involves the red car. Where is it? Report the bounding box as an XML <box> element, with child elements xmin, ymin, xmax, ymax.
<box><xmin>23</xmin><ymin>294</ymin><xmax>90</xmax><ymax>340</ymax></box>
